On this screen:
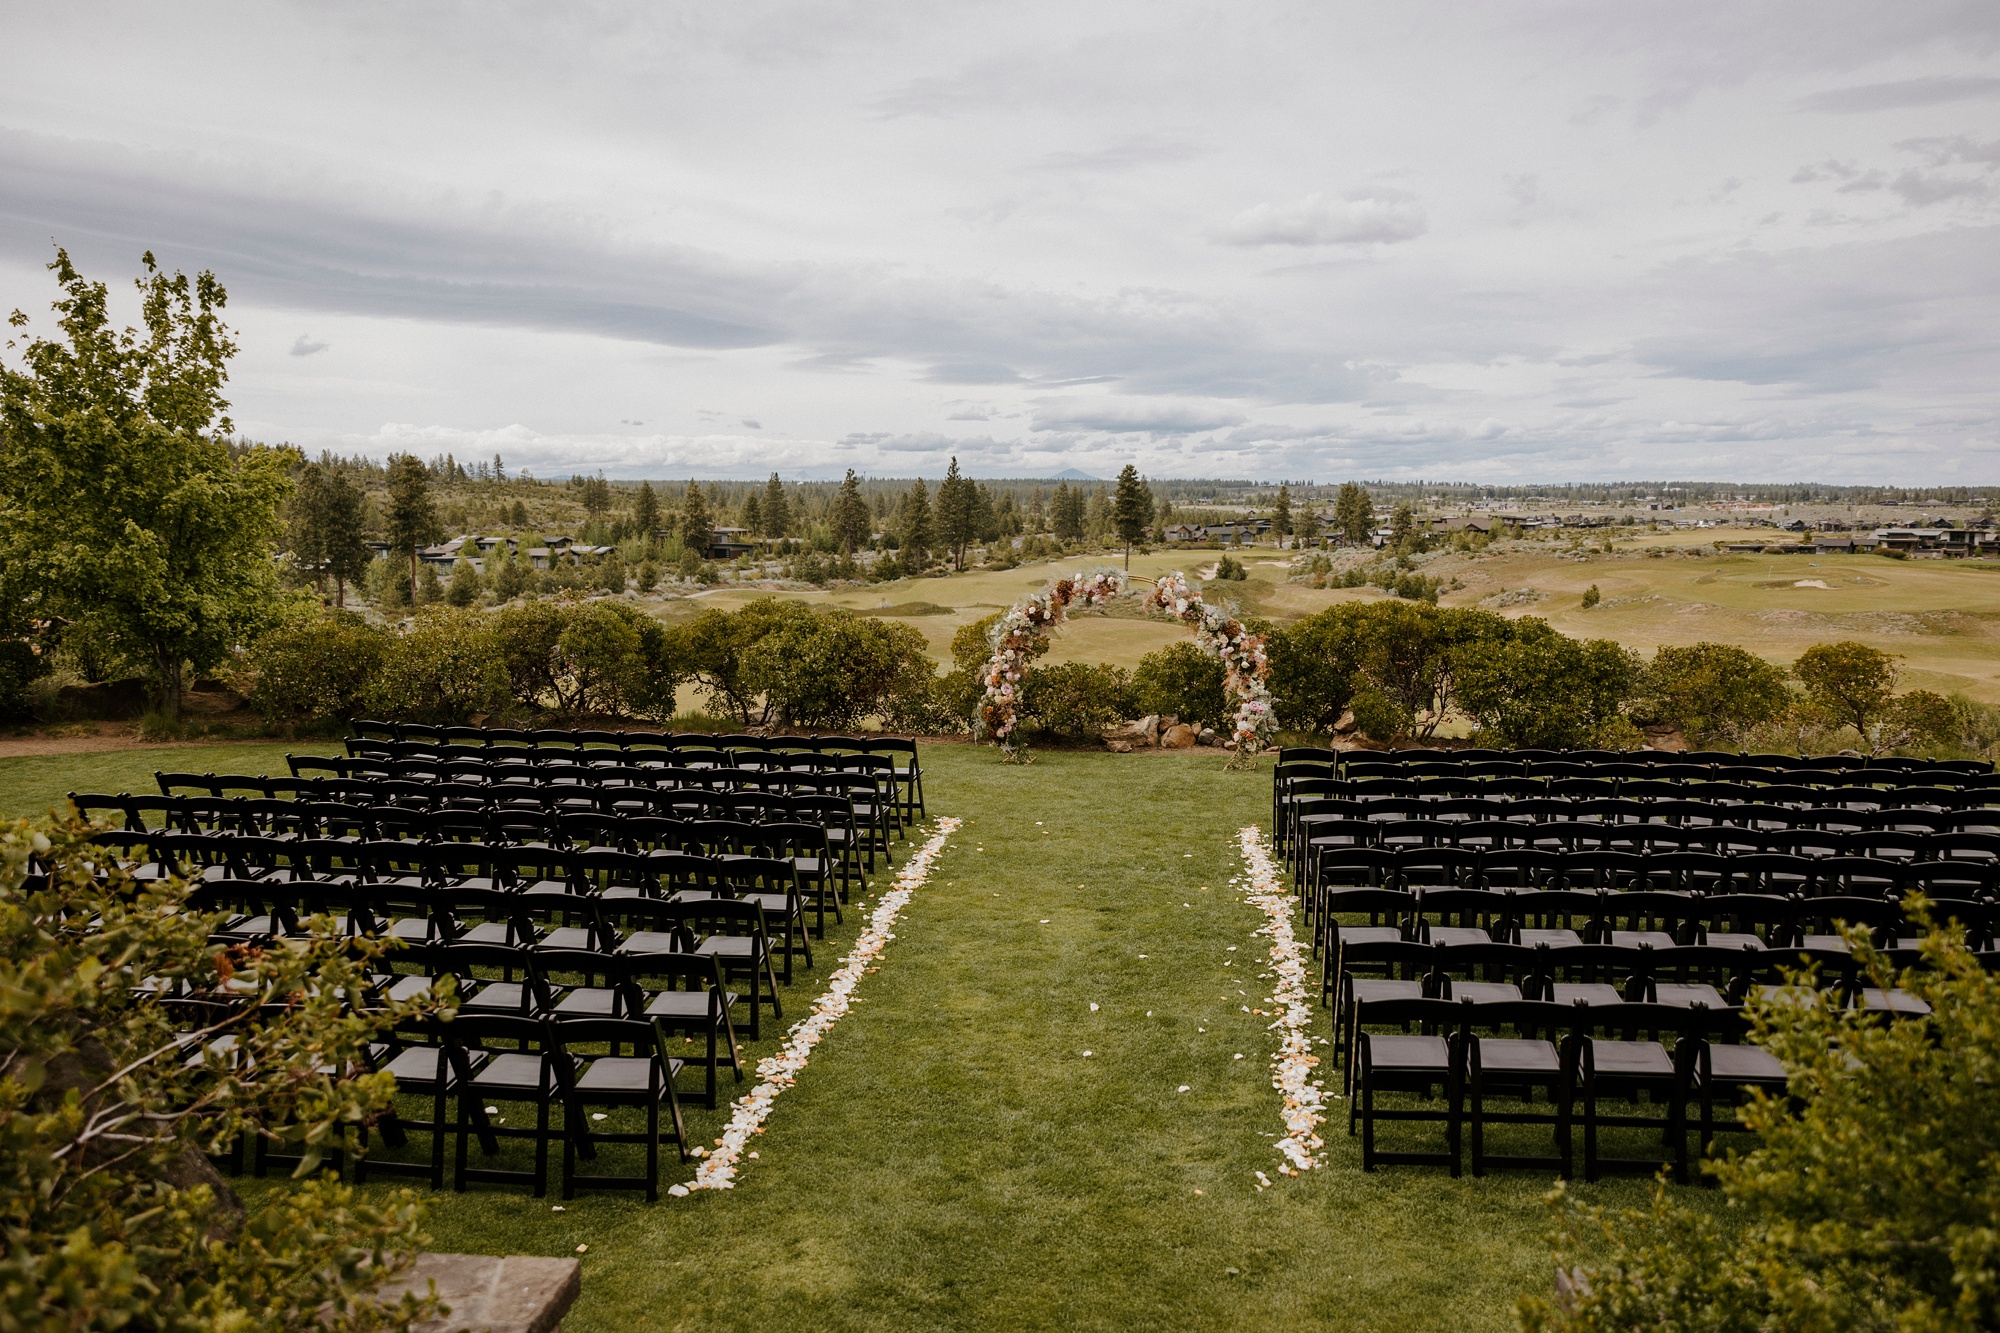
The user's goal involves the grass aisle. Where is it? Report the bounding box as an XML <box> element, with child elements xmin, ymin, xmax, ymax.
<box><xmin>0</xmin><ymin>743</ymin><xmax>1663</xmax><ymax>1331</ymax></box>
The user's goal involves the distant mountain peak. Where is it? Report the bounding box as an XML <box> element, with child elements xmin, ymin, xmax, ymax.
<box><xmin>1049</xmin><ymin>467</ymin><xmax>1103</xmax><ymax>481</ymax></box>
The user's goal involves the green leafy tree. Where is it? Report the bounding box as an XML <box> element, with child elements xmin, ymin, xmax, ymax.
<box><xmin>285</xmin><ymin>463</ymin><xmax>370</xmax><ymax>608</ymax></box>
<box><xmin>762</xmin><ymin>472</ymin><xmax>790</xmax><ymax>539</ymax></box>
<box><xmin>679</xmin><ymin>479</ymin><xmax>711</xmax><ymax>559</ymax></box>
<box><xmin>1358</xmin><ymin>603</ymin><xmax>1510</xmax><ymax>739</ymax></box>
<box><xmin>1455</xmin><ymin>619</ymin><xmax>1639</xmax><ymax>749</ymax></box>
<box><xmin>0</xmin><ymin>816</ymin><xmax>448</xmax><ymax>1330</ymax></box>
<box><xmin>1271</xmin><ymin>485</ymin><xmax>1293</xmax><ymax>542</ymax></box>
<box><xmin>0</xmin><ymin>249</ymin><xmax>291</xmax><ymax>717</ymax></box>
<box><xmin>1296</xmin><ymin>504</ymin><xmax>1322</xmax><ymax>546</ymax></box>
<box><xmin>632</xmin><ymin>480</ymin><xmax>661</xmax><ymax>547</ymax></box>
<box><xmin>1520</xmin><ymin>913</ymin><xmax>2000</xmax><ymax>1333</ymax></box>
<box><xmin>383</xmin><ymin>454</ymin><xmax>440</xmax><ymax>601</ymax></box>
<box><xmin>678</xmin><ymin>597</ymin><xmax>819</xmax><ymax>724</ymax></box>
<box><xmin>1641</xmin><ymin>643</ymin><xmax>1794</xmax><ymax>747</ymax></box>
<box><xmin>1795</xmin><ymin>641</ymin><xmax>1901</xmax><ymax>750</ymax></box>
<box><xmin>1332</xmin><ymin>482</ymin><xmax>1375</xmax><ymax>546</ymax></box>
<box><xmin>1112</xmin><ymin>465</ymin><xmax>1150</xmax><ymax>570</ymax></box>
<box><xmin>830</xmin><ymin>469</ymin><xmax>870</xmax><ymax>555</ymax></box>
<box><xmin>492</xmin><ymin>599</ymin><xmax>677</xmax><ymax>719</ymax></box>
<box><xmin>743</xmin><ymin>609</ymin><xmax>933</xmax><ymax>729</ymax></box>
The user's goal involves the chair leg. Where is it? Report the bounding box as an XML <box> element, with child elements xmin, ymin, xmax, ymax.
<box><xmin>533</xmin><ymin>1094</ymin><xmax>549</xmax><ymax>1199</ymax></box>
<box><xmin>646</xmin><ymin>1100</ymin><xmax>659</xmax><ymax>1204</ymax></box>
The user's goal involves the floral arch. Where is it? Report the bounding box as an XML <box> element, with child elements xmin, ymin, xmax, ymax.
<box><xmin>976</xmin><ymin>569</ymin><xmax>1275</xmax><ymax>766</ymax></box>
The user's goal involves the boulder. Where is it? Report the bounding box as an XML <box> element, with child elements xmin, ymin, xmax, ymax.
<box><xmin>1105</xmin><ymin>739</ymin><xmax>1134</xmax><ymax>753</ymax></box>
<box><xmin>1160</xmin><ymin>723</ymin><xmax>1198</xmax><ymax>750</ymax></box>
<box><xmin>1333</xmin><ymin>709</ymin><xmax>1357</xmax><ymax>735</ymax></box>
<box><xmin>366</xmin><ymin>1253</ymin><xmax>581</xmax><ymax>1333</ymax></box>
<box><xmin>1101</xmin><ymin>714</ymin><xmax>1159</xmax><ymax>748</ymax></box>
<box><xmin>1197</xmin><ymin>727</ymin><xmax>1220</xmax><ymax>746</ymax></box>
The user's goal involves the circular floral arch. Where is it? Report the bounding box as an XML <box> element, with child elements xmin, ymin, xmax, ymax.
<box><xmin>976</xmin><ymin>569</ymin><xmax>1275</xmax><ymax>766</ymax></box>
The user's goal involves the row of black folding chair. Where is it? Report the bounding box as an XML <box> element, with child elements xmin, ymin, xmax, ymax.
<box><xmin>1319</xmin><ymin>885</ymin><xmax>1991</xmax><ymax>981</ymax></box>
<box><xmin>348</xmin><ymin>724</ymin><xmax>925</xmax><ymax>823</ymax></box>
<box><xmin>1329</xmin><ymin>746</ymin><xmax>1985</xmax><ymax>775</ymax></box>
<box><xmin>1280</xmin><ymin>789</ymin><xmax>2000</xmax><ymax>849</ymax></box>
<box><xmin>173</xmin><ymin>836</ymin><xmax>826</xmax><ymax>976</ymax></box>
<box><xmin>360</xmin><ymin>1008</ymin><xmax>692</xmax><ymax>1200</ymax></box>
<box><xmin>1296</xmin><ymin>817</ymin><xmax>2000</xmax><ymax>869</ymax></box>
<box><xmin>1306</xmin><ymin>849</ymin><xmax>1999</xmax><ymax>939</ymax></box>
<box><xmin>1345</xmin><ymin>763</ymin><xmax>1996</xmax><ymax>791</ymax></box>
<box><xmin>1349</xmin><ymin>996</ymin><xmax>1793</xmax><ymax>1181</ymax></box>
<box><xmin>1294</xmin><ymin>774</ymin><xmax>1996</xmax><ymax>808</ymax></box>
<box><xmin>111</xmin><ymin>790</ymin><xmax>865</xmax><ymax>877</ymax></box>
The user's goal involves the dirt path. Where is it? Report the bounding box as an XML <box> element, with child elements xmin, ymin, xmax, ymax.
<box><xmin>0</xmin><ymin>729</ymin><xmax>285</xmax><ymax>760</ymax></box>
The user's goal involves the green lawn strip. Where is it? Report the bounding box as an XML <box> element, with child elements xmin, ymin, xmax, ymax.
<box><xmin>0</xmin><ymin>741</ymin><xmax>345</xmax><ymax>819</ymax></box>
<box><xmin>13</xmin><ymin>743</ymin><xmax>1688</xmax><ymax>1329</ymax></box>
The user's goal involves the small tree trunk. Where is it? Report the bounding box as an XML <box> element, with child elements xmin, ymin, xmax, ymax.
<box><xmin>152</xmin><ymin>648</ymin><xmax>184</xmax><ymax>719</ymax></box>
<box><xmin>334</xmin><ymin>575</ymin><xmax>346</xmax><ymax>609</ymax></box>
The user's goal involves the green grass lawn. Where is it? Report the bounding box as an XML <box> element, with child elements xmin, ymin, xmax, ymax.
<box><xmin>2</xmin><ymin>742</ymin><xmax>1679</xmax><ymax>1331</ymax></box>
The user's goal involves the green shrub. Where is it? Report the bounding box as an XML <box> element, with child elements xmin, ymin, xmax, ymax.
<box><xmin>0</xmin><ymin>817</ymin><xmax>447</xmax><ymax>1330</ymax></box>
<box><xmin>1519</xmin><ymin>913</ymin><xmax>2000</xmax><ymax>1332</ymax></box>
<box><xmin>634</xmin><ymin>560</ymin><xmax>660</xmax><ymax>593</ymax></box>
<box><xmin>363</xmin><ymin>606</ymin><xmax>507</xmax><ymax>724</ymax></box>
<box><xmin>745</xmin><ymin>610</ymin><xmax>934</xmax><ymax>730</ymax></box>
<box><xmin>486</xmin><ymin>547</ymin><xmax>533</xmax><ymax>602</ymax></box>
<box><xmin>1019</xmin><ymin>661</ymin><xmax>1132</xmax><ymax>739</ymax></box>
<box><xmin>1455</xmin><ymin>619</ymin><xmax>1638</xmax><ymax>749</ymax></box>
<box><xmin>1580</xmin><ymin>583</ymin><xmax>1601</xmax><ymax>608</ymax></box>
<box><xmin>0</xmin><ymin>638</ymin><xmax>48</xmax><ymax>723</ymax></box>
<box><xmin>243</xmin><ymin>611</ymin><xmax>387</xmax><ymax>726</ymax></box>
<box><xmin>1639</xmin><ymin>642</ymin><xmax>1794</xmax><ymax>746</ymax></box>
<box><xmin>1131</xmin><ymin>641</ymin><xmax>1227</xmax><ymax>729</ymax></box>
<box><xmin>1348</xmin><ymin>688</ymin><xmax>1411</xmax><ymax>743</ymax></box>
<box><xmin>597</xmin><ymin>554</ymin><xmax>626</xmax><ymax>594</ymax></box>
<box><xmin>1213</xmin><ymin>555</ymin><xmax>1249</xmax><ymax>581</ymax></box>
<box><xmin>1266</xmin><ymin>604</ymin><xmax>1372</xmax><ymax>733</ymax></box>
<box><xmin>492</xmin><ymin>598</ymin><xmax>679</xmax><ymax>720</ymax></box>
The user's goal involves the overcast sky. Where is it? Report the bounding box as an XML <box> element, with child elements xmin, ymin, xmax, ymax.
<box><xmin>2</xmin><ymin>2</ymin><xmax>1997</xmax><ymax>482</ymax></box>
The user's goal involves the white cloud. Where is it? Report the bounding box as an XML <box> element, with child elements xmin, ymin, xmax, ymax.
<box><xmin>1213</xmin><ymin>192</ymin><xmax>1428</xmax><ymax>247</ymax></box>
<box><xmin>2</xmin><ymin>0</ymin><xmax>1996</xmax><ymax>482</ymax></box>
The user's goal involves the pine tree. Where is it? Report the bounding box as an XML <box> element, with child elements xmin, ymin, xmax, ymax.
<box><xmin>899</xmin><ymin>478</ymin><xmax>933</xmax><ymax>575</ymax></box>
<box><xmin>1029</xmin><ymin>486</ymin><xmax>1046</xmax><ymax>532</ymax></box>
<box><xmin>936</xmin><ymin>457</ymin><xmax>975</xmax><ymax>570</ymax></box>
<box><xmin>1272</xmin><ymin>485</ymin><xmax>1294</xmax><ymax>543</ymax></box>
<box><xmin>831</xmin><ymin>469</ymin><xmax>870</xmax><ymax>555</ymax></box>
<box><xmin>1333</xmin><ymin>482</ymin><xmax>1375</xmax><ymax>546</ymax></box>
<box><xmin>762</xmin><ymin>472</ymin><xmax>790</xmax><ymax>538</ymax></box>
<box><xmin>385</xmin><ymin>453</ymin><xmax>441</xmax><ymax>600</ymax></box>
<box><xmin>633</xmin><ymin>480</ymin><xmax>660</xmax><ymax>545</ymax></box>
<box><xmin>582</xmin><ymin>474</ymin><xmax>611</xmax><ymax>516</ymax></box>
<box><xmin>285</xmin><ymin>463</ymin><xmax>370</xmax><ymax>608</ymax></box>
<box><xmin>1296</xmin><ymin>502</ymin><xmax>1321</xmax><ymax>547</ymax></box>
<box><xmin>492</xmin><ymin>452</ymin><xmax>506</xmax><ymax>482</ymax></box>
<box><xmin>681</xmin><ymin>479</ymin><xmax>711</xmax><ymax>560</ymax></box>
<box><xmin>740</xmin><ymin>490</ymin><xmax>762</xmax><ymax>537</ymax></box>
<box><xmin>1051</xmin><ymin>481</ymin><xmax>1085</xmax><ymax>541</ymax></box>
<box><xmin>1112</xmin><ymin>464</ymin><xmax>1150</xmax><ymax>570</ymax></box>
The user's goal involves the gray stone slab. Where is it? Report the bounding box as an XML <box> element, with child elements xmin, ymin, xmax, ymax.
<box><xmin>373</xmin><ymin>1253</ymin><xmax>581</xmax><ymax>1333</ymax></box>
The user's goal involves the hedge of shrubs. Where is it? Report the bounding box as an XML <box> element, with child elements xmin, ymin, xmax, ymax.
<box><xmin>232</xmin><ymin>592</ymin><xmax>1997</xmax><ymax>757</ymax></box>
